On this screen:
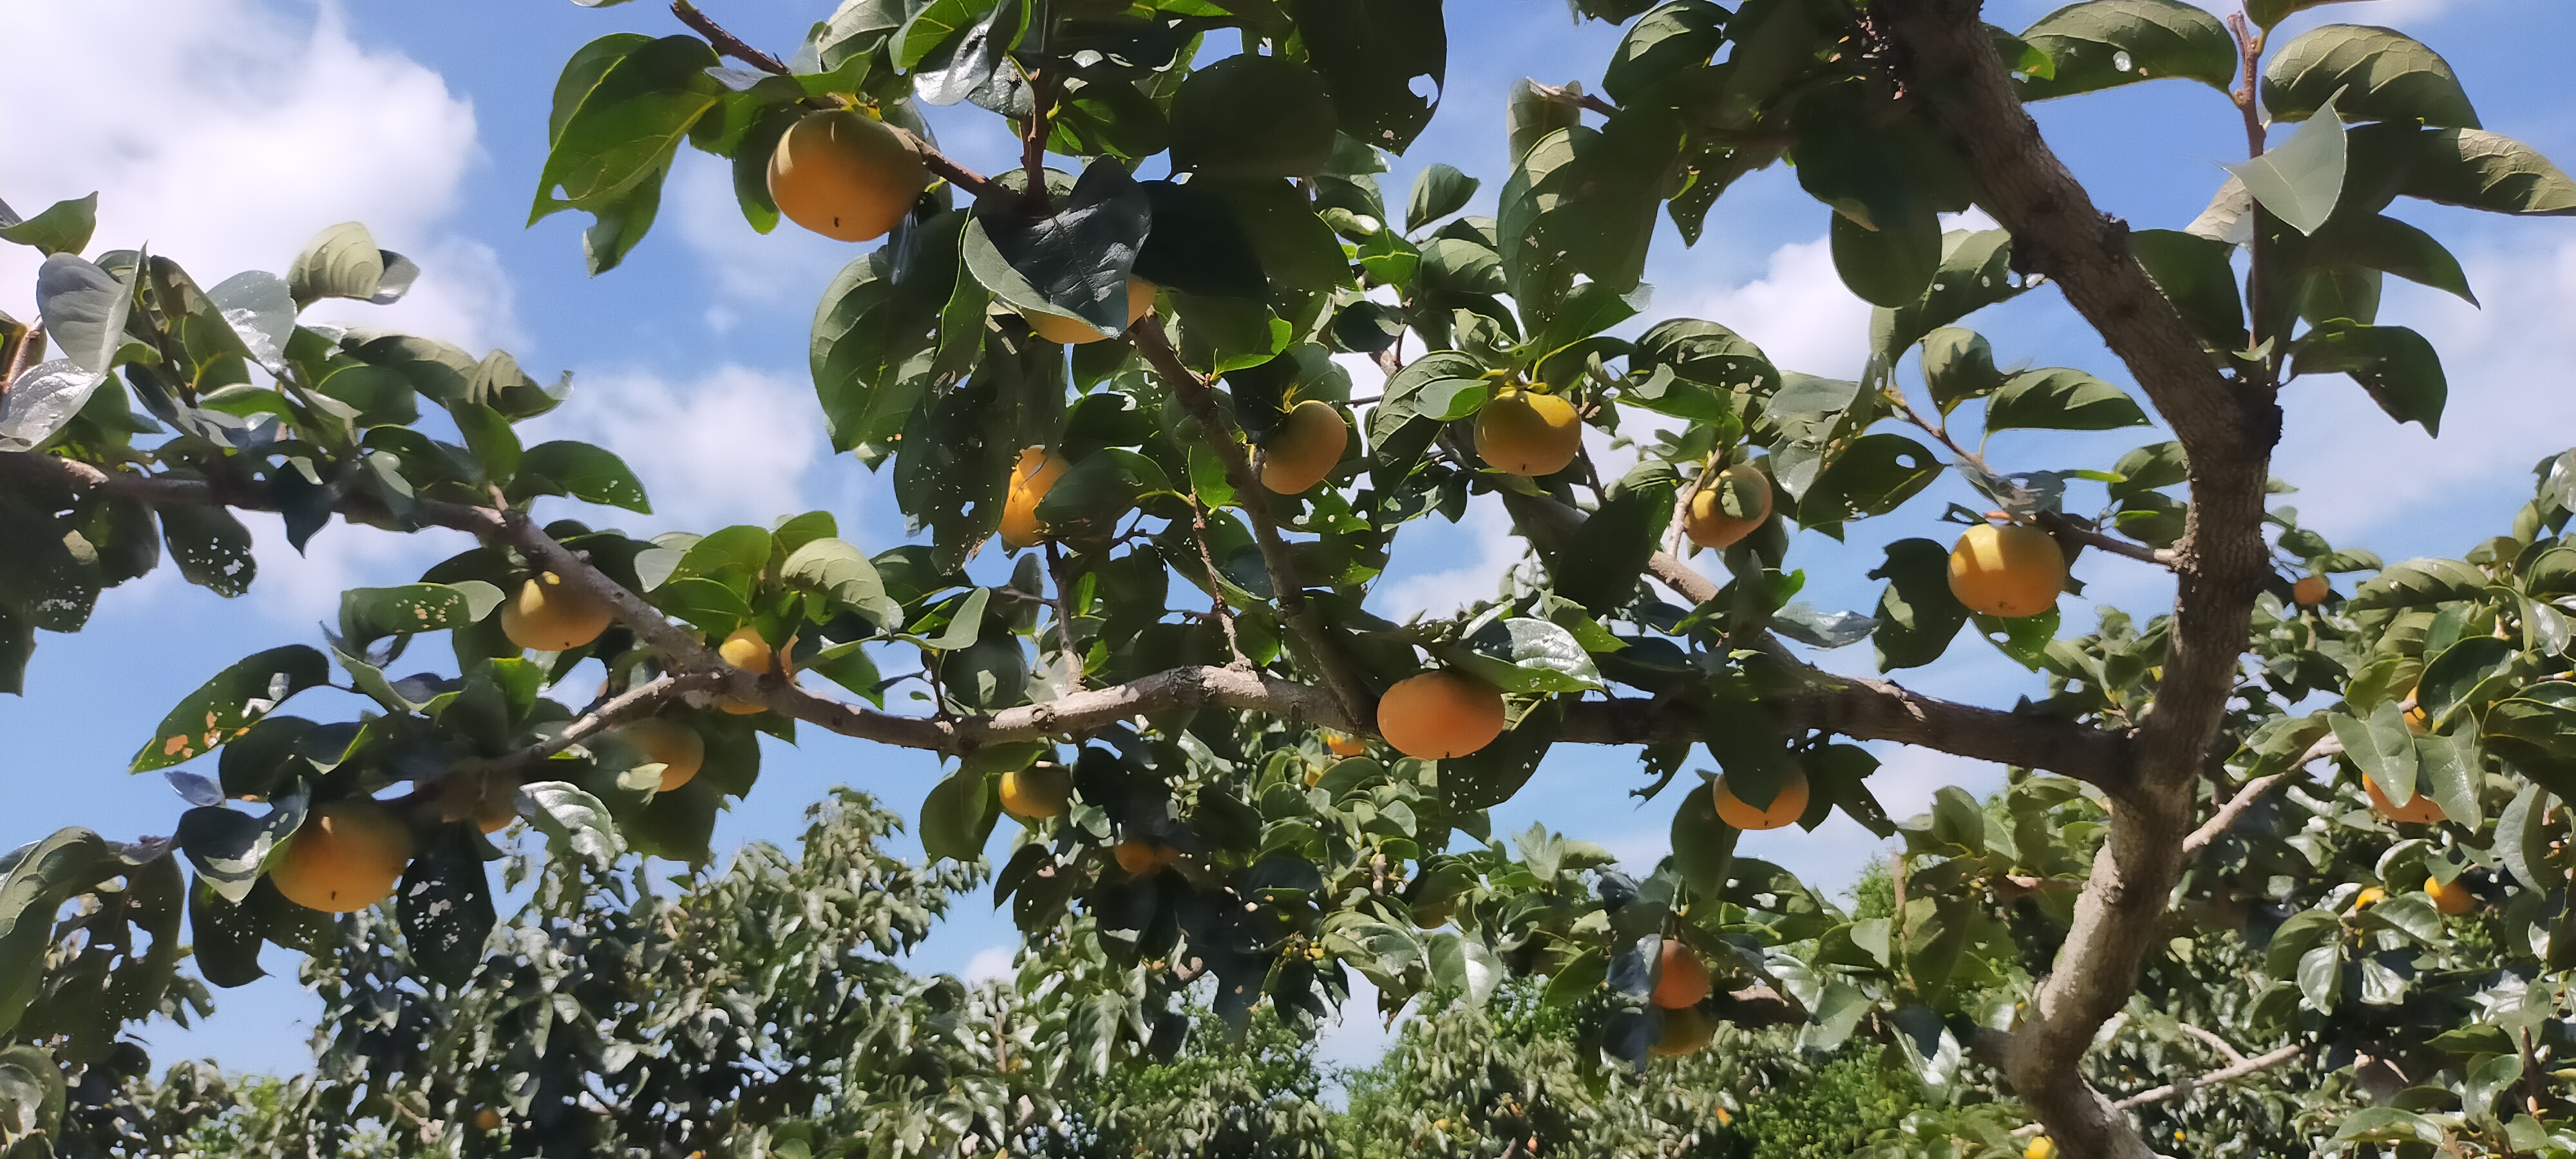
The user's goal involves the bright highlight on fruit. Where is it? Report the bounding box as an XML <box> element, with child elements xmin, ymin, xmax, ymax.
<box><xmin>1001</xmin><ymin>447</ymin><xmax>1071</xmax><ymax>551</ymax></box>
<box><xmin>1001</xmin><ymin>762</ymin><xmax>1074</xmax><ymax>819</ymax></box>
<box><xmin>1025</xmin><ymin>278</ymin><xmax>1158</xmax><ymax>344</ymax></box>
<box><xmin>768</xmin><ymin>109</ymin><xmax>926</xmax><ymax>243</ymax></box>
<box><xmin>1712</xmin><ymin>770</ymin><xmax>1809</xmax><ymax>831</ymax></box>
<box><xmin>1947</xmin><ymin>522</ymin><xmax>2066</xmax><ymax>618</ymax></box>
<box><xmin>616</xmin><ymin>717</ymin><xmax>706</xmax><ymax>792</ymax></box>
<box><xmin>272</xmin><ymin>798</ymin><xmax>413</xmax><ymax>913</ymax></box>
<box><xmin>500</xmin><ymin>573</ymin><xmax>613</xmax><ymax>653</ymax></box>
<box><xmin>2025</xmin><ymin>1136</ymin><xmax>2058</xmax><ymax>1159</ymax></box>
<box><xmin>1684</xmin><ymin>463</ymin><xmax>1772</xmax><ymax>550</ymax></box>
<box><xmin>1323</xmin><ymin>731</ymin><xmax>1367</xmax><ymax>757</ymax></box>
<box><xmin>717</xmin><ymin>627</ymin><xmax>776</xmax><ymax>715</ymax></box>
<box><xmin>1377</xmin><ymin>670</ymin><xmax>1508</xmax><ymax>760</ymax></box>
<box><xmin>2363</xmin><ymin>775</ymin><xmax>2446</xmax><ymax>824</ymax></box>
<box><xmin>1474</xmin><ymin>388</ymin><xmax>1581</xmax><ymax>477</ymax></box>
<box><xmin>2427</xmin><ymin>873</ymin><xmax>2474</xmax><ymax>915</ymax></box>
<box><xmin>1651</xmin><ymin>940</ymin><xmax>1710</xmax><ymax>1009</ymax></box>
<box><xmin>1260</xmin><ymin>399</ymin><xmax>1350</xmax><ymax>495</ymax></box>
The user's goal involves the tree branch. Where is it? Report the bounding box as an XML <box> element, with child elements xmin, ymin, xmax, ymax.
<box><xmin>1126</xmin><ymin>319</ymin><xmax>1374</xmax><ymax>725</ymax></box>
<box><xmin>2182</xmin><ymin>732</ymin><xmax>2341</xmax><ymax>856</ymax></box>
<box><xmin>1880</xmin><ymin>5</ymin><xmax>2283</xmax><ymax>1156</ymax></box>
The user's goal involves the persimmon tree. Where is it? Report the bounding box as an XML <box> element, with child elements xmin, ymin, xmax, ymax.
<box><xmin>5</xmin><ymin>0</ymin><xmax>2576</xmax><ymax>1155</ymax></box>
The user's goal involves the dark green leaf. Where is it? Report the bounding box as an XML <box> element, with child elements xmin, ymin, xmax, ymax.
<box><xmin>2015</xmin><ymin>0</ymin><xmax>2237</xmax><ymax>100</ymax></box>
<box><xmin>966</xmin><ymin>161</ymin><xmax>1151</xmax><ymax>335</ymax></box>
<box><xmin>286</xmin><ymin>221</ymin><xmax>416</xmax><ymax>307</ymax></box>
<box><xmin>2131</xmin><ymin>229</ymin><xmax>2249</xmax><ymax>351</ymax></box>
<box><xmin>160</xmin><ymin>505</ymin><xmax>256</xmax><ymax>598</ymax></box>
<box><xmin>398</xmin><ymin>826</ymin><xmax>496</xmax><ymax>987</ymax></box>
<box><xmin>512</xmin><ymin>440</ymin><xmax>652</xmax><ymax>513</ymax></box>
<box><xmin>2332</xmin><ymin>701</ymin><xmax>2419</xmax><ymax>803</ymax></box>
<box><xmin>1405</xmin><ymin>164</ymin><xmax>1480</xmax><ymax>232</ymax></box>
<box><xmin>1830</xmin><ymin>206</ymin><xmax>1942</xmax><ymax>308</ymax></box>
<box><xmin>1134</xmin><ymin>180</ymin><xmax>1270</xmax><ymax>299</ymax></box>
<box><xmin>2228</xmin><ymin>93</ymin><xmax>2348</xmax><ymax>235</ymax></box>
<box><xmin>528</xmin><ymin>35</ymin><xmax>721</xmax><ymax>255</ymax></box>
<box><xmin>0</xmin><ymin>193</ymin><xmax>97</xmax><ymax>257</ymax></box>
<box><xmin>2392</xmin><ymin>127</ymin><xmax>2576</xmax><ymax>216</ymax></box>
<box><xmin>2302</xmin><ymin>214</ymin><xmax>2476</xmax><ymax>306</ymax></box>
<box><xmin>1800</xmin><ymin>434</ymin><xmax>1942</xmax><ymax>523</ymax></box>
<box><xmin>1985</xmin><ymin>368</ymin><xmax>2150</xmax><ymax>433</ymax></box>
<box><xmin>2263</xmin><ymin>24</ymin><xmax>2477</xmax><ymax>129</ymax></box>
<box><xmin>1871</xmin><ymin>538</ymin><xmax>1969</xmax><ymax>670</ymax></box>
<box><xmin>1290</xmin><ymin>0</ymin><xmax>1443</xmax><ymax>154</ymax></box>
<box><xmin>2289</xmin><ymin>321</ymin><xmax>2446</xmax><ymax>434</ymax></box>
<box><xmin>133</xmin><ymin>646</ymin><xmax>331</xmax><ymax>772</ymax></box>
<box><xmin>1169</xmin><ymin>55</ymin><xmax>1339</xmax><ymax>179</ymax></box>
<box><xmin>920</xmin><ymin>765</ymin><xmax>998</xmax><ymax>863</ymax></box>
<box><xmin>1870</xmin><ymin>230</ymin><xmax>2023</xmax><ymax>363</ymax></box>
<box><xmin>1920</xmin><ymin>328</ymin><xmax>2004</xmax><ymax>416</ymax></box>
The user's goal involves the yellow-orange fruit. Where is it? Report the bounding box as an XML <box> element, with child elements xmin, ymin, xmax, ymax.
<box><xmin>1649</xmin><ymin>1004</ymin><xmax>1716</xmax><ymax>1058</ymax></box>
<box><xmin>1377</xmin><ymin>671</ymin><xmax>1508</xmax><ymax>760</ymax></box>
<box><xmin>2293</xmin><ymin>575</ymin><xmax>2329</xmax><ymax>606</ymax></box>
<box><xmin>272</xmin><ymin>798</ymin><xmax>413</xmax><ymax>913</ymax></box>
<box><xmin>1323</xmin><ymin>731</ymin><xmax>1367</xmax><ymax>757</ymax></box>
<box><xmin>2427</xmin><ymin>874</ymin><xmax>2474</xmax><ymax>916</ymax></box>
<box><xmin>717</xmin><ymin>628</ymin><xmax>775</xmax><ymax>715</ymax></box>
<box><xmin>473</xmin><ymin>1109</ymin><xmax>503</xmax><ymax>1133</ymax></box>
<box><xmin>767</xmin><ymin>109</ymin><xmax>926</xmax><ymax>243</ymax></box>
<box><xmin>616</xmin><ymin>717</ymin><xmax>706</xmax><ymax>792</ymax></box>
<box><xmin>1684</xmin><ymin>464</ymin><xmax>1772</xmax><ymax>550</ymax></box>
<box><xmin>1115</xmin><ymin>838</ymin><xmax>1174</xmax><ymax>875</ymax></box>
<box><xmin>1025</xmin><ymin>278</ymin><xmax>1159</xmax><ymax>344</ymax></box>
<box><xmin>1947</xmin><ymin>523</ymin><xmax>2067</xmax><ymax>618</ymax></box>
<box><xmin>1261</xmin><ymin>400</ymin><xmax>1350</xmax><ymax>495</ymax></box>
<box><xmin>1474</xmin><ymin>389</ymin><xmax>1582</xmax><ymax>476</ymax></box>
<box><xmin>2363</xmin><ymin>775</ymin><xmax>2446</xmax><ymax>824</ymax></box>
<box><xmin>2353</xmin><ymin>885</ymin><xmax>2386</xmax><ymax>910</ymax></box>
<box><xmin>1001</xmin><ymin>762</ymin><xmax>1075</xmax><ymax>819</ymax></box>
<box><xmin>2026</xmin><ymin>1138</ymin><xmax>2058</xmax><ymax>1159</ymax></box>
<box><xmin>2404</xmin><ymin>701</ymin><xmax>2428</xmax><ymax>734</ymax></box>
<box><xmin>1001</xmin><ymin>447</ymin><xmax>1072</xmax><ymax>551</ymax></box>
<box><xmin>434</xmin><ymin>769</ymin><xmax>518</xmax><ymax>834</ymax></box>
<box><xmin>1652</xmin><ymin>941</ymin><xmax>1711</xmax><ymax>1009</ymax></box>
<box><xmin>499</xmin><ymin>574</ymin><xmax>613</xmax><ymax>653</ymax></box>
<box><xmin>1712</xmin><ymin>771</ymin><xmax>1809</xmax><ymax>831</ymax></box>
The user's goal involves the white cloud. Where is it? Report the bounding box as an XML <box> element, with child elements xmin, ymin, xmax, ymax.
<box><xmin>1664</xmin><ymin>236</ymin><xmax>1873</xmax><ymax>381</ymax></box>
<box><xmin>962</xmin><ymin>945</ymin><xmax>1016</xmax><ymax>983</ymax></box>
<box><xmin>2273</xmin><ymin>236</ymin><xmax>2576</xmax><ymax>547</ymax></box>
<box><xmin>527</xmin><ymin>364</ymin><xmax>821</xmax><ymax>532</ymax></box>
<box><xmin>0</xmin><ymin>0</ymin><xmax>511</xmax><ymax>350</ymax></box>
<box><xmin>1370</xmin><ymin>492</ymin><xmax>1531</xmax><ymax>621</ymax></box>
<box><xmin>670</xmin><ymin>151</ymin><xmax>857</xmax><ymax>318</ymax></box>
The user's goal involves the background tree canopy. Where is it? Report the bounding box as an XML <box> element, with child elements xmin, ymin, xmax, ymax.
<box><xmin>4</xmin><ymin>0</ymin><xmax>2576</xmax><ymax>1156</ymax></box>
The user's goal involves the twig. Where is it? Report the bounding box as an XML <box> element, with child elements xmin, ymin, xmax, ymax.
<box><xmin>1</xmin><ymin>321</ymin><xmax>43</xmax><ymax>393</ymax></box>
<box><xmin>500</xmin><ymin>672</ymin><xmax>714</xmax><ymax>772</ymax></box>
<box><xmin>2008</xmin><ymin>1044</ymin><xmax>2305</xmax><ymax>1136</ymax></box>
<box><xmin>2173</xmin><ymin>1022</ymin><xmax>2249</xmax><ymax>1067</ymax></box>
<box><xmin>2182</xmin><ymin>732</ymin><xmax>2342</xmax><ymax>856</ymax></box>
<box><xmin>2227</xmin><ymin>10</ymin><xmax>2275</xmax><ymax>383</ymax></box>
<box><xmin>1188</xmin><ymin>496</ymin><xmax>1248</xmax><ymax>667</ymax></box>
<box><xmin>2034</xmin><ymin>509</ymin><xmax>2178</xmax><ymax>569</ymax></box>
<box><xmin>1043</xmin><ymin>539</ymin><xmax>1083</xmax><ymax>692</ymax></box>
<box><xmin>1127</xmin><ymin>319</ymin><xmax>1374</xmax><ymax>725</ymax></box>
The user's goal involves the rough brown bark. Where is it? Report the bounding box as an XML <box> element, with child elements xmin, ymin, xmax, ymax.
<box><xmin>1880</xmin><ymin>3</ymin><xmax>2281</xmax><ymax>1154</ymax></box>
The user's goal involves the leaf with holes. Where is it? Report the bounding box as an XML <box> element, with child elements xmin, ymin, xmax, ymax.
<box><xmin>133</xmin><ymin>646</ymin><xmax>331</xmax><ymax>772</ymax></box>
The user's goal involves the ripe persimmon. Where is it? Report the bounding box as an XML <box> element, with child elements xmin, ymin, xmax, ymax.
<box><xmin>1649</xmin><ymin>1003</ymin><xmax>1715</xmax><ymax>1057</ymax></box>
<box><xmin>1001</xmin><ymin>448</ymin><xmax>1072</xmax><ymax>551</ymax></box>
<box><xmin>1001</xmin><ymin>762</ymin><xmax>1074</xmax><ymax>820</ymax></box>
<box><xmin>1947</xmin><ymin>522</ymin><xmax>2066</xmax><ymax>618</ymax></box>
<box><xmin>2427</xmin><ymin>874</ymin><xmax>2474</xmax><ymax>916</ymax></box>
<box><xmin>272</xmin><ymin>798</ymin><xmax>413</xmax><ymax>913</ymax></box>
<box><xmin>1025</xmin><ymin>278</ymin><xmax>1157</xmax><ymax>345</ymax></box>
<box><xmin>500</xmin><ymin>573</ymin><xmax>613</xmax><ymax>653</ymax></box>
<box><xmin>1684</xmin><ymin>464</ymin><xmax>1772</xmax><ymax>551</ymax></box>
<box><xmin>1712</xmin><ymin>771</ymin><xmax>1809</xmax><ymax>831</ymax></box>
<box><xmin>2293</xmin><ymin>575</ymin><xmax>2329</xmax><ymax>606</ymax></box>
<box><xmin>1377</xmin><ymin>671</ymin><xmax>1507</xmax><ymax>760</ymax></box>
<box><xmin>1474</xmin><ymin>389</ymin><xmax>1581</xmax><ymax>477</ymax></box>
<box><xmin>1115</xmin><ymin>838</ymin><xmax>1175</xmax><ymax>875</ymax></box>
<box><xmin>1260</xmin><ymin>399</ymin><xmax>1349</xmax><ymax>495</ymax></box>
<box><xmin>2363</xmin><ymin>775</ymin><xmax>2446</xmax><ymax>824</ymax></box>
<box><xmin>768</xmin><ymin>109</ymin><xmax>925</xmax><ymax>243</ymax></box>
<box><xmin>717</xmin><ymin>628</ymin><xmax>775</xmax><ymax>715</ymax></box>
<box><xmin>1652</xmin><ymin>940</ymin><xmax>1711</xmax><ymax>1009</ymax></box>
<box><xmin>616</xmin><ymin>717</ymin><xmax>706</xmax><ymax>792</ymax></box>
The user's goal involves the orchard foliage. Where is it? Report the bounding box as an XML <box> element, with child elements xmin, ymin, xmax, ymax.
<box><xmin>8</xmin><ymin>0</ymin><xmax>2576</xmax><ymax>1154</ymax></box>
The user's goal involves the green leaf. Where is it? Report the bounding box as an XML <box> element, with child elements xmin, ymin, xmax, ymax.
<box><xmin>1169</xmin><ymin>55</ymin><xmax>1339</xmax><ymax>179</ymax></box>
<box><xmin>2418</xmin><ymin>634</ymin><xmax>2515</xmax><ymax>733</ymax></box>
<box><xmin>1800</xmin><ymin>434</ymin><xmax>1943</xmax><ymax>523</ymax></box>
<box><xmin>1603</xmin><ymin>1</ymin><xmax>1725</xmax><ymax>106</ymax></box>
<box><xmin>2130</xmin><ymin>229</ymin><xmax>2249</xmax><ymax>351</ymax></box>
<box><xmin>2226</xmin><ymin>94</ymin><xmax>2348</xmax><ymax>235</ymax></box>
<box><xmin>1034</xmin><ymin>448</ymin><xmax>1173</xmax><ymax>538</ymax></box>
<box><xmin>1984</xmin><ymin>368</ymin><xmax>2150</xmax><ymax>433</ymax></box>
<box><xmin>1871</xmin><ymin>538</ymin><xmax>1969</xmax><ymax>670</ymax></box>
<box><xmin>1134</xmin><ymin>180</ymin><xmax>1271</xmax><ymax>300</ymax></box>
<box><xmin>1830</xmin><ymin>206</ymin><xmax>1942</xmax><ymax>309</ymax></box>
<box><xmin>528</xmin><ymin>34</ymin><xmax>721</xmax><ymax>254</ymax></box>
<box><xmin>160</xmin><ymin>505</ymin><xmax>256</xmax><ymax>598</ymax></box>
<box><xmin>2014</xmin><ymin>0</ymin><xmax>2237</xmax><ymax>100</ymax></box>
<box><xmin>0</xmin><ymin>829</ymin><xmax>115</xmax><ymax>1037</ymax></box>
<box><xmin>35</xmin><ymin>253</ymin><xmax>135</xmax><ymax>376</ymax></box>
<box><xmin>782</xmin><ymin>537</ymin><xmax>902</xmax><ymax>627</ymax></box>
<box><xmin>1553</xmin><ymin>485</ymin><xmax>1670</xmax><ymax>616</ymax></box>
<box><xmin>511</xmin><ymin>440</ymin><xmax>652</xmax><ymax>513</ymax></box>
<box><xmin>966</xmin><ymin>160</ymin><xmax>1153</xmax><ymax>335</ymax></box>
<box><xmin>2289</xmin><ymin>321</ymin><xmax>2446</xmax><ymax>434</ymax></box>
<box><xmin>2333</xmin><ymin>1107</ymin><xmax>2447</xmax><ymax>1146</ymax></box>
<box><xmin>133</xmin><ymin>646</ymin><xmax>331</xmax><ymax>771</ymax></box>
<box><xmin>2393</xmin><ymin>127</ymin><xmax>2576</xmax><ymax>217</ymax></box>
<box><xmin>2300</xmin><ymin>213</ymin><xmax>2476</xmax><ymax>306</ymax></box>
<box><xmin>2497</xmin><ymin>784</ymin><xmax>2555</xmax><ymax>891</ymax></box>
<box><xmin>1870</xmin><ymin>230</ymin><xmax>2023</xmax><ymax>363</ymax></box>
<box><xmin>1405</xmin><ymin>163</ymin><xmax>1481</xmax><ymax>232</ymax></box>
<box><xmin>2263</xmin><ymin>24</ymin><xmax>2478</xmax><ymax>129</ymax></box>
<box><xmin>1920</xmin><ymin>328</ymin><xmax>2004</xmax><ymax>416</ymax></box>
<box><xmin>1427</xmin><ymin>932</ymin><xmax>1503</xmax><ymax>1008</ymax></box>
<box><xmin>919</xmin><ymin>765</ymin><xmax>998</xmax><ymax>863</ymax></box>
<box><xmin>339</xmin><ymin>583</ymin><xmax>506</xmax><ymax>650</ymax></box>
<box><xmin>1203</xmin><ymin>178</ymin><xmax>1352</xmax><ymax>294</ymax></box>
<box><xmin>0</xmin><ymin>361</ymin><xmax>106</xmax><ymax>452</ymax></box>
<box><xmin>397</xmin><ymin>827</ymin><xmax>496</xmax><ymax>987</ymax></box>
<box><xmin>2332</xmin><ymin>701</ymin><xmax>2419</xmax><ymax>803</ymax></box>
<box><xmin>1669</xmin><ymin>778</ymin><xmax>1740</xmax><ymax>901</ymax></box>
<box><xmin>0</xmin><ymin>193</ymin><xmax>98</xmax><ymax>256</ymax></box>
<box><xmin>285</xmin><ymin>221</ymin><xmax>417</xmax><ymax>307</ymax></box>
<box><xmin>2414</xmin><ymin>728</ymin><xmax>2483</xmax><ymax>829</ymax></box>
<box><xmin>2347</xmin><ymin>557</ymin><xmax>2486</xmax><ymax>610</ymax></box>
<box><xmin>2246</xmin><ymin>0</ymin><xmax>2360</xmax><ymax>28</ymax></box>
<box><xmin>524</xmin><ymin>780</ymin><xmax>623</xmax><ymax>870</ymax></box>
<box><xmin>1377</xmin><ymin>350</ymin><xmax>1490</xmax><ymax>425</ymax></box>
<box><xmin>1444</xmin><ymin>617</ymin><xmax>1605</xmax><ymax>695</ymax></box>
<box><xmin>1290</xmin><ymin>0</ymin><xmax>1444</xmax><ymax>154</ymax></box>
<box><xmin>175</xmin><ymin>796</ymin><xmax>305</xmax><ymax>903</ymax></box>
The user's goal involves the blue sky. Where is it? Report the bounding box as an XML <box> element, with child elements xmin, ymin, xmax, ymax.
<box><xmin>3</xmin><ymin>0</ymin><xmax>2572</xmax><ymax>1078</ymax></box>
